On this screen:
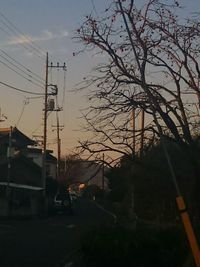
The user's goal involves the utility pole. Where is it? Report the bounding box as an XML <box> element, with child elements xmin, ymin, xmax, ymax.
<box><xmin>140</xmin><ymin>109</ymin><xmax>145</xmax><ymax>157</ymax></box>
<box><xmin>42</xmin><ymin>53</ymin><xmax>66</xmax><ymax>195</ymax></box>
<box><xmin>102</xmin><ymin>153</ymin><xmax>105</xmax><ymax>191</ymax></box>
<box><xmin>131</xmin><ymin>107</ymin><xmax>136</xmax><ymax>155</ymax></box>
<box><xmin>52</xmin><ymin>109</ymin><xmax>64</xmax><ymax>181</ymax></box>
<box><xmin>130</xmin><ymin>107</ymin><xmax>135</xmax><ymax>217</ymax></box>
<box><xmin>42</xmin><ymin>52</ymin><xmax>49</xmax><ymax>197</ymax></box>
<box><xmin>56</xmin><ymin>111</ymin><xmax>61</xmax><ymax>181</ymax></box>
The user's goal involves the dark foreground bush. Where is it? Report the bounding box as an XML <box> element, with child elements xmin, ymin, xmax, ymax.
<box><xmin>81</xmin><ymin>224</ymin><xmax>189</xmax><ymax>267</ymax></box>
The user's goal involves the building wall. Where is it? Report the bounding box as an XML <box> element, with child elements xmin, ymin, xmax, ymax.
<box><xmin>46</xmin><ymin>162</ymin><xmax>57</xmax><ymax>180</ymax></box>
<box><xmin>26</xmin><ymin>152</ymin><xmax>57</xmax><ymax>180</ymax></box>
<box><xmin>26</xmin><ymin>152</ymin><xmax>42</xmax><ymax>167</ymax></box>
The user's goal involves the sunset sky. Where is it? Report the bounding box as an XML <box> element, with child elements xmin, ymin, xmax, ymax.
<box><xmin>0</xmin><ymin>0</ymin><xmax>199</xmax><ymax>156</ymax></box>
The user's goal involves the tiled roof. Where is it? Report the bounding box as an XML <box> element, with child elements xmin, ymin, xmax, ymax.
<box><xmin>0</xmin><ymin>127</ymin><xmax>36</xmax><ymax>147</ymax></box>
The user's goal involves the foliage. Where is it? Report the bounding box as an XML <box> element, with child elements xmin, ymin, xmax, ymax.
<box><xmin>82</xmin><ymin>184</ymin><xmax>103</xmax><ymax>199</ymax></box>
<box><xmin>75</xmin><ymin>0</ymin><xmax>200</xmax><ymax>166</ymax></box>
<box><xmin>106</xmin><ymin>158</ymin><xmax>131</xmax><ymax>202</ymax></box>
<box><xmin>81</xmin><ymin>223</ymin><xmax>188</xmax><ymax>267</ymax></box>
<box><xmin>106</xmin><ymin>139</ymin><xmax>200</xmax><ymax>222</ymax></box>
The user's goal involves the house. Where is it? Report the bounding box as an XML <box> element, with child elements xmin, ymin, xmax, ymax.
<box><xmin>0</xmin><ymin>126</ymin><xmax>35</xmax><ymax>161</ymax></box>
<box><xmin>0</xmin><ymin>127</ymin><xmax>55</xmax><ymax>217</ymax></box>
<box><xmin>0</xmin><ymin>155</ymin><xmax>43</xmax><ymax>217</ymax></box>
<box><xmin>24</xmin><ymin>147</ymin><xmax>57</xmax><ymax>180</ymax></box>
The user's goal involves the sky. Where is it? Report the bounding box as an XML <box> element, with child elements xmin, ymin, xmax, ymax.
<box><xmin>0</xmin><ymin>0</ymin><xmax>199</xmax><ymax>157</ymax></box>
<box><xmin>0</xmin><ymin>0</ymin><xmax>108</xmax><ymax>156</ymax></box>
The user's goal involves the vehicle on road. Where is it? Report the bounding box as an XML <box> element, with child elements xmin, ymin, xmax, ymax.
<box><xmin>70</xmin><ymin>191</ymin><xmax>78</xmax><ymax>202</ymax></box>
<box><xmin>53</xmin><ymin>192</ymin><xmax>73</xmax><ymax>215</ymax></box>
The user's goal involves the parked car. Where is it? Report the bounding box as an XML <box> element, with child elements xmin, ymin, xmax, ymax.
<box><xmin>70</xmin><ymin>191</ymin><xmax>78</xmax><ymax>202</ymax></box>
<box><xmin>53</xmin><ymin>192</ymin><xmax>73</xmax><ymax>215</ymax></box>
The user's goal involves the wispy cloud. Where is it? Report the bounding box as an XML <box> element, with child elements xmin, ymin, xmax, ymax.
<box><xmin>6</xmin><ymin>30</ymin><xmax>68</xmax><ymax>46</ymax></box>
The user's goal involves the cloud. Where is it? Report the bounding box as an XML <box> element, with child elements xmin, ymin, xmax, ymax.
<box><xmin>6</xmin><ymin>30</ymin><xmax>69</xmax><ymax>46</ymax></box>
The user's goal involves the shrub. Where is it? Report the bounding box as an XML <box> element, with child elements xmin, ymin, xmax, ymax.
<box><xmin>81</xmin><ymin>224</ymin><xmax>188</xmax><ymax>267</ymax></box>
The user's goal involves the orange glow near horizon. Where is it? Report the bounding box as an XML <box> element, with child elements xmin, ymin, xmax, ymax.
<box><xmin>79</xmin><ymin>183</ymin><xmax>85</xmax><ymax>190</ymax></box>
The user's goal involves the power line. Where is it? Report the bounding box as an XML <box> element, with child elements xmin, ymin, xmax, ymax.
<box><xmin>0</xmin><ymin>59</ymin><xmax>44</xmax><ymax>89</ymax></box>
<box><xmin>0</xmin><ymin>52</ymin><xmax>44</xmax><ymax>86</ymax></box>
<box><xmin>26</xmin><ymin>96</ymin><xmax>44</xmax><ymax>100</ymax></box>
<box><xmin>0</xmin><ymin>11</ymin><xmax>46</xmax><ymax>59</ymax></box>
<box><xmin>90</xmin><ymin>0</ymin><xmax>99</xmax><ymax>17</ymax></box>
<box><xmin>62</xmin><ymin>68</ymin><xmax>67</xmax><ymax>109</ymax></box>
<box><xmin>31</xmin><ymin>111</ymin><xmax>53</xmax><ymax>135</ymax></box>
<box><xmin>31</xmin><ymin>123</ymin><xmax>43</xmax><ymax>135</ymax></box>
<box><xmin>0</xmin><ymin>21</ymin><xmax>44</xmax><ymax>60</ymax></box>
<box><xmin>0</xmin><ymin>49</ymin><xmax>45</xmax><ymax>83</ymax></box>
<box><xmin>0</xmin><ymin>80</ymin><xmax>45</xmax><ymax>95</ymax></box>
<box><xmin>15</xmin><ymin>98</ymin><xmax>29</xmax><ymax>127</ymax></box>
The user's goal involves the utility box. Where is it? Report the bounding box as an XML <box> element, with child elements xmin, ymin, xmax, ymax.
<box><xmin>47</xmin><ymin>99</ymin><xmax>55</xmax><ymax>111</ymax></box>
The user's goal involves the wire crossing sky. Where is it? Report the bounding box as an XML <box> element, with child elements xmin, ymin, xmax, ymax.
<box><xmin>0</xmin><ymin>0</ymin><xmax>199</xmax><ymax>156</ymax></box>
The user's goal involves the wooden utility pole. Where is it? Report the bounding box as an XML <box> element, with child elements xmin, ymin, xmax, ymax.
<box><xmin>130</xmin><ymin>107</ymin><xmax>135</xmax><ymax>215</ymax></box>
<box><xmin>47</xmin><ymin>60</ymin><xmax>66</xmax><ymax>182</ymax></box>
<box><xmin>131</xmin><ymin>107</ymin><xmax>135</xmax><ymax>155</ymax></box>
<box><xmin>42</xmin><ymin>52</ymin><xmax>49</xmax><ymax>196</ymax></box>
<box><xmin>102</xmin><ymin>153</ymin><xmax>105</xmax><ymax>190</ymax></box>
<box><xmin>56</xmin><ymin>111</ymin><xmax>61</xmax><ymax>181</ymax></box>
<box><xmin>52</xmin><ymin>109</ymin><xmax>63</xmax><ymax>181</ymax></box>
<box><xmin>140</xmin><ymin>109</ymin><xmax>145</xmax><ymax>157</ymax></box>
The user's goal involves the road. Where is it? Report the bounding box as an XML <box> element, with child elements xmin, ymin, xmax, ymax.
<box><xmin>0</xmin><ymin>198</ymin><xmax>114</xmax><ymax>267</ymax></box>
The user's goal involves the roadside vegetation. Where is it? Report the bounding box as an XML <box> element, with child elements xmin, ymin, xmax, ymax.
<box><xmin>80</xmin><ymin>139</ymin><xmax>199</xmax><ymax>266</ymax></box>
<box><xmin>74</xmin><ymin>0</ymin><xmax>200</xmax><ymax>265</ymax></box>
<box><xmin>80</xmin><ymin>223</ymin><xmax>189</xmax><ymax>267</ymax></box>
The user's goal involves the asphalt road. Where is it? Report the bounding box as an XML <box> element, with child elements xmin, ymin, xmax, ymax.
<box><xmin>0</xmin><ymin>198</ymin><xmax>114</xmax><ymax>267</ymax></box>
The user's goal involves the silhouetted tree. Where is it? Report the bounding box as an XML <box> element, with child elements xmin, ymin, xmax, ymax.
<box><xmin>74</xmin><ymin>1</ymin><xmax>200</xmax><ymax>221</ymax></box>
<box><xmin>75</xmin><ymin>0</ymin><xmax>200</xmax><ymax>163</ymax></box>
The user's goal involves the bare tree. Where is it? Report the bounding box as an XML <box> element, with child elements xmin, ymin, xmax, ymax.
<box><xmin>74</xmin><ymin>0</ymin><xmax>200</xmax><ymax>165</ymax></box>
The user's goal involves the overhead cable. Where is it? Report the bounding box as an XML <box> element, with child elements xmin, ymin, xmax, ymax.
<box><xmin>0</xmin><ymin>13</ymin><xmax>45</xmax><ymax>60</ymax></box>
<box><xmin>0</xmin><ymin>80</ymin><xmax>44</xmax><ymax>95</ymax></box>
<box><xmin>16</xmin><ymin>98</ymin><xmax>29</xmax><ymax>127</ymax></box>
<box><xmin>0</xmin><ymin>49</ymin><xmax>45</xmax><ymax>83</ymax></box>
<box><xmin>0</xmin><ymin>53</ymin><xmax>44</xmax><ymax>86</ymax></box>
<box><xmin>0</xmin><ymin>11</ymin><xmax>46</xmax><ymax>57</ymax></box>
<box><xmin>0</xmin><ymin>59</ymin><xmax>44</xmax><ymax>89</ymax></box>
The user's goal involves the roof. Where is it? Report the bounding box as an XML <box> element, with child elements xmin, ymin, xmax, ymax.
<box><xmin>0</xmin><ymin>127</ymin><xmax>36</xmax><ymax>147</ymax></box>
<box><xmin>46</xmin><ymin>153</ymin><xmax>57</xmax><ymax>161</ymax></box>
<box><xmin>27</xmin><ymin>147</ymin><xmax>53</xmax><ymax>154</ymax></box>
<box><xmin>26</xmin><ymin>147</ymin><xmax>57</xmax><ymax>162</ymax></box>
